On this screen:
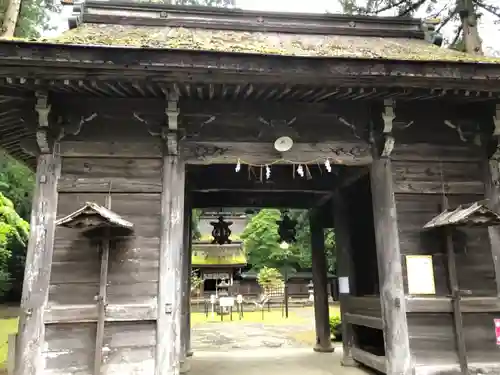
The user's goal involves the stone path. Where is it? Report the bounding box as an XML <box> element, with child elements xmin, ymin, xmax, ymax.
<box><xmin>189</xmin><ymin>308</ymin><xmax>375</xmax><ymax>375</ymax></box>
<box><xmin>191</xmin><ymin>308</ymin><xmax>316</xmax><ymax>351</ymax></box>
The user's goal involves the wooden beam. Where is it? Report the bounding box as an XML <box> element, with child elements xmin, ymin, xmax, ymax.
<box><xmin>183</xmin><ymin>141</ymin><xmax>372</xmax><ymax>166</ymax></box>
<box><xmin>441</xmin><ymin>197</ymin><xmax>468</xmax><ymax>375</ymax></box>
<box><xmin>485</xmin><ymin>156</ymin><xmax>500</xmax><ymax>297</ymax></box>
<box><xmin>310</xmin><ymin>211</ymin><xmax>334</xmax><ymax>353</ymax></box>
<box><xmin>344</xmin><ymin>313</ymin><xmax>383</xmax><ymax>330</ymax></box>
<box><xmin>332</xmin><ymin>191</ymin><xmax>357</xmax><ymax>366</ymax></box>
<box><xmin>370</xmin><ymin>157</ymin><xmax>411</xmax><ymax>375</ymax></box>
<box><xmin>188</xmin><ymin>164</ymin><xmax>339</xmax><ymax>193</ymax></box>
<box><xmin>191</xmin><ymin>191</ymin><xmax>325</xmax><ymax>208</ymax></box>
<box><xmin>2</xmin><ymin>42</ymin><xmax>500</xmax><ymax>91</ymax></box>
<box><xmin>180</xmin><ymin>193</ymin><xmax>191</xmax><ymax>373</ymax></box>
<box><xmin>351</xmin><ymin>348</ymin><xmax>387</xmax><ymax>374</ymax></box>
<box><xmin>156</xmin><ymin>146</ymin><xmax>186</xmax><ymax>375</ymax></box>
<box><xmin>15</xmin><ymin>153</ymin><xmax>61</xmax><ymax>375</ymax></box>
<box><xmin>405</xmin><ymin>296</ymin><xmax>500</xmax><ymax>313</ymax></box>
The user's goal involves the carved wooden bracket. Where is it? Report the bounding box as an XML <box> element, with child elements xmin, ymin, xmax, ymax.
<box><xmin>57</xmin><ymin>112</ymin><xmax>98</xmax><ymax>140</ymax></box>
<box><xmin>34</xmin><ymin>91</ymin><xmax>51</xmax><ymax>154</ymax></box>
<box><xmin>374</xmin><ymin>99</ymin><xmax>395</xmax><ymax>158</ymax></box>
<box><xmin>163</xmin><ymin>131</ymin><xmax>179</xmax><ymax>156</ymax></box>
<box><xmin>166</xmin><ymin>91</ymin><xmax>179</xmax><ymax>131</ymax></box>
<box><xmin>257</xmin><ymin>116</ymin><xmax>298</xmax><ymax>139</ymax></box>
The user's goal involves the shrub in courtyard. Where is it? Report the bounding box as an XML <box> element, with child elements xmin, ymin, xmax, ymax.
<box><xmin>256</xmin><ymin>266</ymin><xmax>283</xmax><ymax>294</ymax></box>
<box><xmin>329</xmin><ymin>315</ymin><xmax>342</xmax><ymax>341</ymax></box>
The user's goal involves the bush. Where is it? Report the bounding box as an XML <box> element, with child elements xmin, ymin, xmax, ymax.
<box><xmin>329</xmin><ymin>315</ymin><xmax>342</xmax><ymax>341</ymax></box>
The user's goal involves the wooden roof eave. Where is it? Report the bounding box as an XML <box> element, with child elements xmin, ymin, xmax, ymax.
<box><xmin>0</xmin><ymin>40</ymin><xmax>500</xmax><ymax>93</ymax></box>
<box><xmin>56</xmin><ymin>201</ymin><xmax>134</xmax><ymax>231</ymax></box>
<box><xmin>423</xmin><ymin>201</ymin><xmax>500</xmax><ymax>229</ymax></box>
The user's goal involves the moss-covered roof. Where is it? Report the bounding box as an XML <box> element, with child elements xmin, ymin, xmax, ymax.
<box><xmin>191</xmin><ymin>242</ymin><xmax>247</xmax><ymax>266</ymax></box>
<box><xmin>41</xmin><ymin>24</ymin><xmax>500</xmax><ymax>63</ymax></box>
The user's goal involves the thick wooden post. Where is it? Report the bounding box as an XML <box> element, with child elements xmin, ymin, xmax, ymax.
<box><xmin>332</xmin><ymin>191</ymin><xmax>357</xmax><ymax>366</ymax></box>
<box><xmin>186</xmin><ymin>211</ymin><xmax>193</xmax><ymax>357</ymax></box>
<box><xmin>370</xmin><ymin>157</ymin><xmax>412</xmax><ymax>375</ymax></box>
<box><xmin>180</xmin><ymin>194</ymin><xmax>191</xmax><ymax>373</ymax></box>
<box><xmin>310</xmin><ymin>211</ymin><xmax>334</xmax><ymax>353</ymax></box>
<box><xmin>156</xmin><ymin>147</ymin><xmax>186</xmax><ymax>375</ymax></box>
<box><xmin>15</xmin><ymin>153</ymin><xmax>61</xmax><ymax>375</ymax></box>
<box><xmin>485</xmin><ymin>157</ymin><xmax>500</xmax><ymax>297</ymax></box>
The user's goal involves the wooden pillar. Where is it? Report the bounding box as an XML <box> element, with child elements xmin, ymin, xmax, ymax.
<box><xmin>186</xmin><ymin>212</ymin><xmax>193</xmax><ymax>357</ymax></box>
<box><xmin>310</xmin><ymin>210</ymin><xmax>334</xmax><ymax>353</ymax></box>
<box><xmin>156</xmin><ymin>144</ymin><xmax>186</xmax><ymax>375</ymax></box>
<box><xmin>15</xmin><ymin>152</ymin><xmax>61</xmax><ymax>375</ymax></box>
<box><xmin>180</xmin><ymin>193</ymin><xmax>191</xmax><ymax>373</ymax></box>
<box><xmin>370</xmin><ymin>157</ymin><xmax>412</xmax><ymax>375</ymax></box>
<box><xmin>332</xmin><ymin>191</ymin><xmax>357</xmax><ymax>366</ymax></box>
<box><xmin>485</xmin><ymin>157</ymin><xmax>500</xmax><ymax>297</ymax></box>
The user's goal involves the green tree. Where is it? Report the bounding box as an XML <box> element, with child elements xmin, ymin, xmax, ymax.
<box><xmin>191</xmin><ymin>208</ymin><xmax>202</xmax><ymax>240</ymax></box>
<box><xmin>241</xmin><ymin>209</ymin><xmax>303</xmax><ymax>273</ymax></box>
<box><xmin>256</xmin><ymin>266</ymin><xmax>283</xmax><ymax>294</ymax></box>
<box><xmin>336</xmin><ymin>0</ymin><xmax>500</xmax><ymax>55</ymax></box>
<box><xmin>0</xmin><ymin>0</ymin><xmax>55</xmax><ymax>39</ymax></box>
<box><xmin>0</xmin><ymin>192</ymin><xmax>29</xmax><ymax>297</ymax></box>
<box><xmin>0</xmin><ymin>149</ymin><xmax>35</xmax><ymax>220</ymax></box>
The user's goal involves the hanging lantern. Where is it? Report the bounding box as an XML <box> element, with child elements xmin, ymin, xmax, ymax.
<box><xmin>276</xmin><ymin>212</ymin><xmax>297</xmax><ymax>245</ymax></box>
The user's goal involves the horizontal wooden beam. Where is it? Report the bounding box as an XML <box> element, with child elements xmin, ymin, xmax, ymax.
<box><xmin>59</xmin><ymin>140</ymin><xmax>372</xmax><ymax>166</ymax></box>
<box><xmin>44</xmin><ymin>303</ymin><xmax>158</xmax><ymax>323</ymax></box>
<box><xmin>351</xmin><ymin>347</ymin><xmax>387</xmax><ymax>374</ymax></box>
<box><xmin>183</xmin><ymin>141</ymin><xmax>372</xmax><ymax>166</ymax></box>
<box><xmin>405</xmin><ymin>296</ymin><xmax>500</xmax><ymax>313</ymax></box>
<box><xmin>188</xmin><ymin>164</ymin><xmax>339</xmax><ymax>193</ymax></box>
<box><xmin>1</xmin><ymin>42</ymin><xmax>499</xmax><ymax>91</ymax></box>
<box><xmin>344</xmin><ymin>313</ymin><xmax>383</xmax><ymax>330</ymax></box>
<box><xmin>344</xmin><ymin>296</ymin><xmax>382</xmax><ymax>317</ymax></box>
<box><xmin>191</xmin><ymin>191</ymin><xmax>325</xmax><ymax>208</ymax></box>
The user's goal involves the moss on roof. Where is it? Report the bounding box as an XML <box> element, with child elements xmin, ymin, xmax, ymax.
<box><xmin>192</xmin><ymin>251</ymin><xmax>247</xmax><ymax>266</ymax></box>
<box><xmin>40</xmin><ymin>23</ymin><xmax>500</xmax><ymax>63</ymax></box>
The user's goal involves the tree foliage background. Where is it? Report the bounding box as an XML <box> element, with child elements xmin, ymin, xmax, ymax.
<box><xmin>241</xmin><ymin>209</ymin><xmax>336</xmax><ymax>278</ymax></box>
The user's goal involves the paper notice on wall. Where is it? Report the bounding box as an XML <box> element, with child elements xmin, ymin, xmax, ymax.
<box><xmin>338</xmin><ymin>276</ymin><xmax>350</xmax><ymax>294</ymax></box>
<box><xmin>494</xmin><ymin>319</ymin><xmax>500</xmax><ymax>346</ymax></box>
<box><xmin>406</xmin><ymin>255</ymin><xmax>436</xmax><ymax>295</ymax></box>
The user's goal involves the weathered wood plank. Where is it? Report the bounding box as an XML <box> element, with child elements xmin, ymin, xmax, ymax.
<box><xmin>310</xmin><ymin>211</ymin><xmax>334</xmax><ymax>353</ymax></box>
<box><xmin>103</xmin><ymin>322</ymin><xmax>156</xmax><ymax>375</ymax></box>
<box><xmin>44</xmin><ymin>303</ymin><xmax>158</xmax><ymax>324</ymax></box>
<box><xmin>59</xmin><ymin>158</ymin><xmax>162</xmax><ymax>193</ymax></box>
<box><xmin>391</xmin><ymin>144</ymin><xmax>483</xmax><ymax>162</ymax></box>
<box><xmin>344</xmin><ymin>296</ymin><xmax>382</xmax><ymax>317</ymax></box>
<box><xmin>406</xmin><ymin>296</ymin><xmax>500</xmax><ymax>313</ymax></box>
<box><xmin>345</xmin><ymin>313</ymin><xmax>383</xmax><ymax>330</ymax></box>
<box><xmin>183</xmin><ymin>141</ymin><xmax>371</xmax><ymax>165</ymax></box>
<box><xmin>484</xmin><ymin>158</ymin><xmax>500</xmax><ymax>297</ymax></box>
<box><xmin>59</xmin><ymin>141</ymin><xmax>162</xmax><ymax>158</ymax></box>
<box><xmin>15</xmin><ymin>154</ymin><xmax>61</xmax><ymax>375</ymax></box>
<box><xmin>156</xmin><ymin>150</ymin><xmax>186</xmax><ymax>375</ymax></box>
<box><xmin>351</xmin><ymin>347</ymin><xmax>386</xmax><ymax>374</ymax></box>
<box><xmin>332</xmin><ymin>191</ymin><xmax>357</xmax><ymax>365</ymax></box>
<box><xmin>180</xmin><ymin>194</ymin><xmax>191</xmax><ymax>363</ymax></box>
<box><xmin>44</xmin><ymin>323</ymin><xmax>95</xmax><ymax>375</ymax></box>
<box><xmin>370</xmin><ymin>157</ymin><xmax>411</xmax><ymax>375</ymax></box>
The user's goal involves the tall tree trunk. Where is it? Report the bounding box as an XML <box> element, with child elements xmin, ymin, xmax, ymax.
<box><xmin>1</xmin><ymin>0</ymin><xmax>22</xmax><ymax>38</ymax></box>
<box><xmin>458</xmin><ymin>0</ymin><xmax>483</xmax><ymax>54</ymax></box>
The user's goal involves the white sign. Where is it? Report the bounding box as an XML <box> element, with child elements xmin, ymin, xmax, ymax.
<box><xmin>203</xmin><ymin>272</ymin><xmax>230</xmax><ymax>280</ymax></box>
<box><xmin>209</xmin><ymin>294</ymin><xmax>216</xmax><ymax>304</ymax></box>
<box><xmin>219</xmin><ymin>297</ymin><xmax>235</xmax><ymax>307</ymax></box>
<box><xmin>338</xmin><ymin>276</ymin><xmax>350</xmax><ymax>294</ymax></box>
<box><xmin>236</xmin><ymin>294</ymin><xmax>243</xmax><ymax>304</ymax></box>
<box><xmin>406</xmin><ymin>255</ymin><xmax>436</xmax><ymax>295</ymax></box>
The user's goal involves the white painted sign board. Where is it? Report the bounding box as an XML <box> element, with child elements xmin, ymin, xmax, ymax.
<box><xmin>406</xmin><ymin>255</ymin><xmax>436</xmax><ymax>295</ymax></box>
<box><xmin>219</xmin><ymin>297</ymin><xmax>235</xmax><ymax>307</ymax></box>
<box><xmin>338</xmin><ymin>276</ymin><xmax>350</xmax><ymax>294</ymax></box>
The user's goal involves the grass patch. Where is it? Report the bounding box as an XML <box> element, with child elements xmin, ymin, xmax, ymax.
<box><xmin>0</xmin><ymin>317</ymin><xmax>18</xmax><ymax>369</ymax></box>
<box><xmin>191</xmin><ymin>309</ymin><xmax>306</xmax><ymax>325</ymax></box>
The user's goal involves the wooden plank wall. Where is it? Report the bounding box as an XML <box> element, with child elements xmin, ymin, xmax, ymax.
<box><xmin>44</xmin><ymin>152</ymin><xmax>162</xmax><ymax>374</ymax></box>
<box><xmin>391</xmin><ymin>135</ymin><xmax>499</xmax><ymax>373</ymax></box>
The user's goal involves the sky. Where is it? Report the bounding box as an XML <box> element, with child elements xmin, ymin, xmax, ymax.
<box><xmin>50</xmin><ymin>0</ymin><xmax>498</xmax><ymax>56</ymax></box>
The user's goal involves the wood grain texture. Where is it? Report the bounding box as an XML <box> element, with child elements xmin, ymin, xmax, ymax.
<box><xmin>351</xmin><ymin>347</ymin><xmax>386</xmax><ymax>373</ymax></box>
<box><xmin>332</xmin><ymin>192</ymin><xmax>356</xmax><ymax>364</ymax></box>
<box><xmin>156</xmin><ymin>151</ymin><xmax>185</xmax><ymax>375</ymax></box>
<box><xmin>15</xmin><ymin>154</ymin><xmax>61</xmax><ymax>375</ymax></box>
<box><xmin>370</xmin><ymin>157</ymin><xmax>412</xmax><ymax>375</ymax></box>
<box><xmin>344</xmin><ymin>296</ymin><xmax>382</xmax><ymax>318</ymax></box>
<box><xmin>103</xmin><ymin>322</ymin><xmax>156</xmax><ymax>375</ymax></box>
<box><xmin>59</xmin><ymin>158</ymin><xmax>163</xmax><ymax>193</ymax></box>
<box><xmin>310</xmin><ymin>212</ymin><xmax>334</xmax><ymax>352</ymax></box>
<box><xmin>484</xmin><ymin>158</ymin><xmax>500</xmax><ymax>297</ymax></box>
